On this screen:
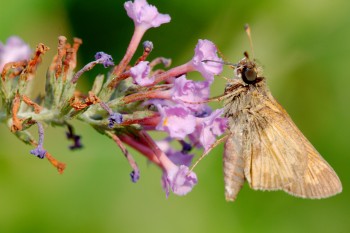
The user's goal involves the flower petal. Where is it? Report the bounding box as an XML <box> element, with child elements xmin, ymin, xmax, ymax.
<box><xmin>155</xmin><ymin>104</ymin><xmax>196</xmax><ymax>139</ymax></box>
<box><xmin>124</xmin><ymin>0</ymin><xmax>171</xmax><ymax>30</ymax></box>
<box><xmin>171</xmin><ymin>75</ymin><xmax>210</xmax><ymax>113</ymax></box>
<box><xmin>169</xmin><ymin>165</ymin><xmax>198</xmax><ymax>196</ymax></box>
<box><xmin>0</xmin><ymin>36</ymin><xmax>31</xmax><ymax>72</ymax></box>
<box><xmin>191</xmin><ymin>39</ymin><xmax>223</xmax><ymax>83</ymax></box>
<box><xmin>130</xmin><ymin>61</ymin><xmax>154</xmax><ymax>86</ymax></box>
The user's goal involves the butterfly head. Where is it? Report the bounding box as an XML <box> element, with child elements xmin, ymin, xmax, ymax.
<box><xmin>201</xmin><ymin>52</ymin><xmax>264</xmax><ymax>86</ymax></box>
<box><xmin>235</xmin><ymin>52</ymin><xmax>263</xmax><ymax>85</ymax></box>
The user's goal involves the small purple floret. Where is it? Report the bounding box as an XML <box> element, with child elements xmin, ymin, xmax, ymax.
<box><xmin>194</xmin><ymin>105</ymin><xmax>212</xmax><ymax>118</ymax></box>
<box><xmin>124</xmin><ymin>0</ymin><xmax>171</xmax><ymax>30</ymax></box>
<box><xmin>130</xmin><ymin>170</ymin><xmax>140</xmax><ymax>183</ymax></box>
<box><xmin>130</xmin><ymin>61</ymin><xmax>153</xmax><ymax>86</ymax></box>
<box><xmin>171</xmin><ymin>75</ymin><xmax>210</xmax><ymax>113</ymax></box>
<box><xmin>180</xmin><ymin>140</ymin><xmax>192</xmax><ymax>154</ymax></box>
<box><xmin>143</xmin><ymin>40</ymin><xmax>153</xmax><ymax>51</ymax></box>
<box><xmin>162</xmin><ymin>165</ymin><xmax>198</xmax><ymax>198</ymax></box>
<box><xmin>66</xmin><ymin>125</ymin><xmax>83</xmax><ymax>150</ymax></box>
<box><xmin>71</xmin><ymin>135</ymin><xmax>83</xmax><ymax>150</ymax></box>
<box><xmin>30</xmin><ymin>146</ymin><xmax>47</xmax><ymax>159</ymax></box>
<box><xmin>108</xmin><ymin>112</ymin><xmax>123</xmax><ymax>128</ymax></box>
<box><xmin>155</xmin><ymin>104</ymin><xmax>196</xmax><ymax>139</ymax></box>
<box><xmin>94</xmin><ymin>52</ymin><xmax>114</xmax><ymax>68</ymax></box>
<box><xmin>156</xmin><ymin>138</ymin><xmax>194</xmax><ymax>167</ymax></box>
<box><xmin>167</xmin><ymin>151</ymin><xmax>194</xmax><ymax>168</ymax></box>
<box><xmin>67</xmin><ymin>134</ymin><xmax>83</xmax><ymax>150</ymax></box>
<box><xmin>30</xmin><ymin>122</ymin><xmax>47</xmax><ymax>159</ymax></box>
<box><xmin>191</xmin><ymin>108</ymin><xmax>228</xmax><ymax>151</ymax></box>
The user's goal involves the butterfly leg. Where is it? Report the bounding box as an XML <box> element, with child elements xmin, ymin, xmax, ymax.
<box><xmin>188</xmin><ymin>134</ymin><xmax>229</xmax><ymax>173</ymax></box>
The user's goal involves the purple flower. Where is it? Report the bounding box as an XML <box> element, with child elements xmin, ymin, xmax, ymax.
<box><xmin>130</xmin><ymin>170</ymin><xmax>140</xmax><ymax>183</ymax></box>
<box><xmin>0</xmin><ymin>36</ymin><xmax>31</xmax><ymax>72</ymax></box>
<box><xmin>130</xmin><ymin>61</ymin><xmax>154</xmax><ymax>86</ymax></box>
<box><xmin>143</xmin><ymin>40</ymin><xmax>153</xmax><ymax>52</ymax></box>
<box><xmin>190</xmin><ymin>108</ymin><xmax>228</xmax><ymax>151</ymax></box>
<box><xmin>156</xmin><ymin>138</ymin><xmax>194</xmax><ymax>167</ymax></box>
<box><xmin>66</xmin><ymin>126</ymin><xmax>83</xmax><ymax>150</ymax></box>
<box><xmin>179</xmin><ymin>140</ymin><xmax>192</xmax><ymax>154</ymax></box>
<box><xmin>98</xmin><ymin>102</ymin><xmax>123</xmax><ymax>128</ymax></box>
<box><xmin>194</xmin><ymin>105</ymin><xmax>212</xmax><ymax>118</ymax></box>
<box><xmin>94</xmin><ymin>52</ymin><xmax>114</xmax><ymax>68</ymax></box>
<box><xmin>108</xmin><ymin>112</ymin><xmax>123</xmax><ymax>128</ymax></box>
<box><xmin>155</xmin><ymin>137</ymin><xmax>172</xmax><ymax>151</ymax></box>
<box><xmin>69</xmin><ymin>135</ymin><xmax>82</xmax><ymax>150</ymax></box>
<box><xmin>161</xmin><ymin>165</ymin><xmax>198</xmax><ymax>198</ymax></box>
<box><xmin>137</xmin><ymin>132</ymin><xmax>197</xmax><ymax>198</ymax></box>
<box><xmin>167</xmin><ymin>151</ymin><xmax>194</xmax><ymax>167</ymax></box>
<box><xmin>171</xmin><ymin>75</ymin><xmax>210</xmax><ymax>113</ymax></box>
<box><xmin>155</xmin><ymin>104</ymin><xmax>196</xmax><ymax>139</ymax></box>
<box><xmin>72</xmin><ymin>52</ymin><xmax>114</xmax><ymax>83</ymax></box>
<box><xmin>124</xmin><ymin>0</ymin><xmax>171</xmax><ymax>30</ymax></box>
<box><xmin>30</xmin><ymin>146</ymin><xmax>47</xmax><ymax>159</ymax></box>
<box><xmin>190</xmin><ymin>39</ymin><xmax>223</xmax><ymax>83</ymax></box>
<box><xmin>30</xmin><ymin>122</ymin><xmax>47</xmax><ymax>159</ymax></box>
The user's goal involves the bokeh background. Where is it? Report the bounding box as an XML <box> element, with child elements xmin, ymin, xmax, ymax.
<box><xmin>0</xmin><ymin>0</ymin><xmax>349</xmax><ymax>232</ymax></box>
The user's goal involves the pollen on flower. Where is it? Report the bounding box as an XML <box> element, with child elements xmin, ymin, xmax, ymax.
<box><xmin>162</xmin><ymin>117</ymin><xmax>168</xmax><ymax>126</ymax></box>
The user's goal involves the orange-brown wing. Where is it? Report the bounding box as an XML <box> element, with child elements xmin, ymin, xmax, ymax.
<box><xmin>243</xmin><ymin>100</ymin><xmax>342</xmax><ymax>198</ymax></box>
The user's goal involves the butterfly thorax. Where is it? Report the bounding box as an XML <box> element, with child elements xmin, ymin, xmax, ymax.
<box><xmin>223</xmin><ymin>58</ymin><xmax>277</xmax><ymax>126</ymax></box>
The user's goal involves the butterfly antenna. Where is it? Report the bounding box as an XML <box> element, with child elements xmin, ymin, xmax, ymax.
<box><xmin>244</xmin><ymin>24</ymin><xmax>255</xmax><ymax>60</ymax></box>
<box><xmin>218</xmin><ymin>75</ymin><xmax>231</xmax><ymax>82</ymax></box>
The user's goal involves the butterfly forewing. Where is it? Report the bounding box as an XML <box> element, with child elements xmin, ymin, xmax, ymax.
<box><xmin>244</xmin><ymin>104</ymin><xmax>306</xmax><ymax>190</ymax></box>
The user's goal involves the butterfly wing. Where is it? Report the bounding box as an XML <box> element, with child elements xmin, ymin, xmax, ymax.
<box><xmin>243</xmin><ymin>98</ymin><xmax>342</xmax><ymax>198</ymax></box>
<box><xmin>223</xmin><ymin>129</ymin><xmax>246</xmax><ymax>201</ymax></box>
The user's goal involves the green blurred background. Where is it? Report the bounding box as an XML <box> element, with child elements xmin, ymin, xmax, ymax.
<box><xmin>0</xmin><ymin>0</ymin><xmax>349</xmax><ymax>232</ymax></box>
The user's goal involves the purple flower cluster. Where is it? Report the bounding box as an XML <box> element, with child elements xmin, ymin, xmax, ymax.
<box><xmin>0</xmin><ymin>0</ymin><xmax>228</xmax><ymax>199</ymax></box>
<box><xmin>120</xmin><ymin>0</ymin><xmax>227</xmax><ymax>196</ymax></box>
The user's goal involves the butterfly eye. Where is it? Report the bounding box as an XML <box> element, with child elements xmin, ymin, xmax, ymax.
<box><xmin>242</xmin><ymin>67</ymin><xmax>257</xmax><ymax>84</ymax></box>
